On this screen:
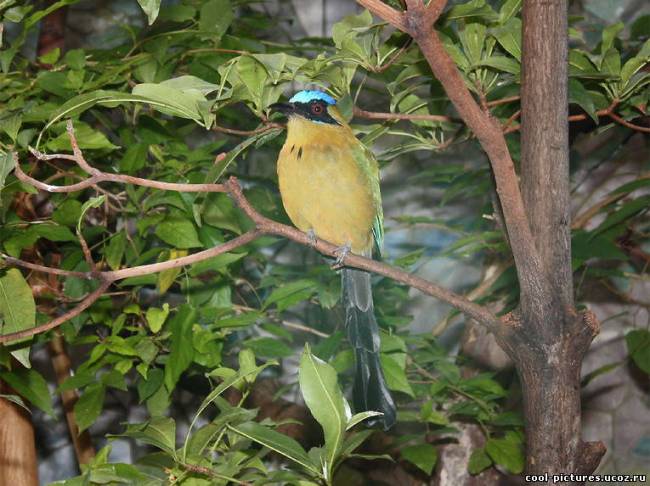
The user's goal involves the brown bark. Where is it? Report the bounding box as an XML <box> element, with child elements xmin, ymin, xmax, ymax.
<box><xmin>0</xmin><ymin>384</ymin><xmax>39</xmax><ymax>486</ymax></box>
<box><xmin>356</xmin><ymin>0</ymin><xmax>606</xmax><ymax>481</ymax></box>
<box><xmin>521</xmin><ymin>0</ymin><xmax>572</xmax><ymax>309</ymax></box>
<box><xmin>515</xmin><ymin>0</ymin><xmax>605</xmax><ymax>479</ymax></box>
<box><xmin>49</xmin><ymin>335</ymin><xmax>96</xmax><ymax>465</ymax></box>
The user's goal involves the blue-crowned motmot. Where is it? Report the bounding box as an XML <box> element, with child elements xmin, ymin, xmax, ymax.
<box><xmin>271</xmin><ymin>90</ymin><xmax>396</xmax><ymax>430</ymax></box>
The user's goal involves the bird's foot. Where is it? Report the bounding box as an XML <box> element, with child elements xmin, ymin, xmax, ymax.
<box><xmin>331</xmin><ymin>243</ymin><xmax>351</xmax><ymax>270</ymax></box>
<box><xmin>306</xmin><ymin>229</ymin><xmax>317</xmax><ymax>247</ymax></box>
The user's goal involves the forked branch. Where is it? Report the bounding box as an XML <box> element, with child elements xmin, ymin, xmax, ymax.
<box><xmin>0</xmin><ymin>122</ymin><xmax>501</xmax><ymax>344</ymax></box>
<box><xmin>357</xmin><ymin>0</ymin><xmax>552</xmax><ymax>312</ymax></box>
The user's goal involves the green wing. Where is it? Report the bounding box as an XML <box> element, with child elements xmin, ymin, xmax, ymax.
<box><xmin>352</xmin><ymin>141</ymin><xmax>383</xmax><ymax>256</ymax></box>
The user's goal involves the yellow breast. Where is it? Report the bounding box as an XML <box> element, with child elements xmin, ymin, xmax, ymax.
<box><xmin>277</xmin><ymin>117</ymin><xmax>377</xmax><ymax>254</ymax></box>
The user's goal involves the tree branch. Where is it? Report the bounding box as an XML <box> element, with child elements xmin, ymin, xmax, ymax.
<box><xmin>353</xmin><ymin>106</ymin><xmax>453</xmax><ymax>123</ymax></box>
<box><xmin>357</xmin><ymin>0</ymin><xmax>552</xmax><ymax>311</ymax></box>
<box><xmin>356</xmin><ymin>0</ymin><xmax>407</xmax><ymax>31</ymax></box>
<box><xmin>0</xmin><ymin>280</ymin><xmax>112</xmax><ymax>343</ymax></box>
<box><xmin>0</xmin><ymin>124</ymin><xmax>502</xmax><ymax>343</ymax></box>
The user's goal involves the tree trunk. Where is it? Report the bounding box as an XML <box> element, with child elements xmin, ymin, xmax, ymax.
<box><xmin>49</xmin><ymin>335</ymin><xmax>96</xmax><ymax>465</ymax></box>
<box><xmin>517</xmin><ymin>0</ymin><xmax>605</xmax><ymax>480</ymax></box>
<box><xmin>0</xmin><ymin>385</ymin><xmax>39</xmax><ymax>486</ymax></box>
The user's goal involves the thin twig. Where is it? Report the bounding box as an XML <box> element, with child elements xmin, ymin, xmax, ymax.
<box><xmin>371</xmin><ymin>37</ymin><xmax>413</xmax><ymax>73</ymax></box>
<box><xmin>354</xmin><ymin>106</ymin><xmax>453</xmax><ymax>123</ymax></box>
<box><xmin>281</xmin><ymin>320</ymin><xmax>329</xmax><ymax>338</ymax></box>
<box><xmin>487</xmin><ymin>95</ymin><xmax>520</xmax><ymax>108</ymax></box>
<box><xmin>606</xmin><ymin>111</ymin><xmax>650</xmax><ymax>133</ymax></box>
<box><xmin>1</xmin><ymin>255</ymin><xmax>89</xmax><ymax>279</ymax></box>
<box><xmin>213</xmin><ymin>122</ymin><xmax>283</xmax><ymax>137</ymax></box>
<box><xmin>0</xmin><ymin>280</ymin><xmax>112</xmax><ymax>343</ymax></box>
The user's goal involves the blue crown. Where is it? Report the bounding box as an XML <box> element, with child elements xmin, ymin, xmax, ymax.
<box><xmin>289</xmin><ymin>90</ymin><xmax>336</xmax><ymax>105</ymax></box>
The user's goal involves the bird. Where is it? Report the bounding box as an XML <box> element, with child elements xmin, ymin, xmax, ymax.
<box><xmin>270</xmin><ymin>90</ymin><xmax>396</xmax><ymax>430</ymax></box>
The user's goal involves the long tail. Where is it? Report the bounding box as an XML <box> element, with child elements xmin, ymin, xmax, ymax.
<box><xmin>342</xmin><ymin>267</ymin><xmax>396</xmax><ymax>430</ymax></box>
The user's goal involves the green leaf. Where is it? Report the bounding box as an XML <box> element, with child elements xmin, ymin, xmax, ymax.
<box><xmin>46</xmin><ymin>124</ymin><xmax>119</xmax><ymax>152</ymax></box>
<box><xmin>0</xmin><ymin>394</ymin><xmax>29</xmax><ymax>413</ymax></box>
<box><xmin>4</xmin><ymin>6</ymin><xmax>31</xmax><ymax>23</ymax></box>
<box><xmin>621</xmin><ymin>56</ymin><xmax>649</xmax><ymax>87</ymax></box>
<box><xmin>137</xmin><ymin>367</ymin><xmax>164</xmax><ymax>402</ymax></box>
<box><xmin>380</xmin><ymin>353</ymin><xmax>414</xmax><ymax>397</ymax></box>
<box><xmin>0</xmin><ymin>114</ymin><xmax>22</xmax><ymax>142</ymax></box>
<box><xmin>263</xmin><ymin>279</ymin><xmax>317</xmax><ymax>311</ymax></box>
<box><xmin>230</xmin><ymin>422</ymin><xmax>318</xmax><ymax>475</ymax></box>
<box><xmin>498</xmin><ymin>0</ymin><xmax>521</xmax><ymax>23</ymax></box>
<box><xmin>459</xmin><ymin>23</ymin><xmax>486</xmax><ymax>65</ymax></box>
<box><xmin>485</xmin><ymin>432</ymin><xmax>524</xmax><ymax>474</ymax></box>
<box><xmin>105</xmin><ymin>231</ymin><xmax>127</xmax><ymax>270</ymax></box>
<box><xmin>164</xmin><ymin>305</ymin><xmax>196</xmax><ymax>391</ymax></box>
<box><xmin>631</xmin><ymin>15</ymin><xmax>650</xmax><ymax>40</ymax></box>
<box><xmin>52</xmin><ymin>200</ymin><xmax>82</xmax><ymax>227</ymax></box>
<box><xmin>183</xmin><ymin>361</ymin><xmax>277</xmax><ymax>460</ymax></box>
<box><xmin>155</xmin><ymin>218</ymin><xmax>202</xmax><ymax>249</ymax></box>
<box><xmin>132</xmin><ymin>84</ymin><xmax>207</xmax><ymax>124</ymax></box>
<box><xmin>600</xmin><ymin>48</ymin><xmax>621</xmax><ymax>76</ymax></box>
<box><xmin>146</xmin><ymin>303</ymin><xmax>170</xmax><ymax>333</ymax></box>
<box><xmin>43</xmin><ymin>90</ymin><xmax>168</xmax><ymax>136</ymax></box>
<box><xmin>137</xmin><ymin>0</ymin><xmax>161</xmax><ymax>25</ymax></box>
<box><xmin>244</xmin><ymin>338</ymin><xmax>292</xmax><ymax>358</ymax></box>
<box><xmin>118</xmin><ymin>143</ymin><xmax>148</xmax><ymax>174</ymax></box>
<box><xmin>593</xmin><ymin>196</ymin><xmax>650</xmax><ymax>235</ymax></box>
<box><xmin>74</xmin><ymin>383</ymin><xmax>105</xmax><ymax>433</ymax></box>
<box><xmin>77</xmin><ymin>195</ymin><xmax>105</xmax><ymax>233</ymax></box>
<box><xmin>338</xmin><ymin>429</ymin><xmax>375</xmax><ymax>462</ymax></box>
<box><xmin>299</xmin><ymin>344</ymin><xmax>350</xmax><ymax>481</ymax></box>
<box><xmin>31</xmin><ymin>223</ymin><xmax>76</xmax><ymax>242</ymax></box>
<box><xmin>236</xmin><ymin>56</ymin><xmax>268</xmax><ymax>108</ymax></box>
<box><xmin>420</xmin><ymin>401</ymin><xmax>449</xmax><ymax>425</ymax></box>
<box><xmin>626</xmin><ymin>329</ymin><xmax>650</xmax><ymax>374</ymax></box>
<box><xmin>446</xmin><ymin>0</ymin><xmax>497</xmax><ymax>20</ymax></box>
<box><xmin>63</xmin><ymin>49</ymin><xmax>85</xmax><ymax>70</ymax></box>
<box><xmin>0</xmin><ymin>367</ymin><xmax>54</xmax><ymax>416</ymax></box>
<box><xmin>569</xmin><ymin>50</ymin><xmax>599</xmax><ymax>78</ymax></box>
<box><xmin>601</xmin><ymin>22</ymin><xmax>623</xmax><ymax>56</ymax></box>
<box><xmin>569</xmin><ymin>79</ymin><xmax>597</xmax><ymax>123</ymax></box>
<box><xmin>158</xmin><ymin>5</ymin><xmax>196</xmax><ymax>22</ymax></box>
<box><xmin>572</xmin><ymin>230</ymin><xmax>626</xmax><ymax>262</ymax></box>
<box><xmin>162</xmin><ymin>75</ymin><xmax>219</xmax><ymax>96</ymax></box>
<box><xmin>199</xmin><ymin>0</ymin><xmax>233</xmax><ymax>39</ymax></box>
<box><xmin>476</xmin><ymin>56</ymin><xmax>520</xmax><ymax>75</ymax></box>
<box><xmin>38</xmin><ymin>47</ymin><xmax>60</xmax><ymax>65</ymax></box>
<box><xmin>401</xmin><ymin>444</ymin><xmax>438</xmax><ymax>475</ymax></box>
<box><xmin>468</xmin><ymin>447</ymin><xmax>493</xmax><ymax>474</ymax></box>
<box><xmin>346</xmin><ymin>411</ymin><xmax>384</xmax><ymax>430</ymax></box>
<box><xmin>581</xmin><ymin>361</ymin><xmax>623</xmax><ymax>387</ymax></box>
<box><xmin>157</xmin><ymin>249</ymin><xmax>187</xmax><ymax>294</ymax></box>
<box><xmin>0</xmin><ymin>269</ymin><xmax>36</xmax><ymax>366</ymax></box>
<box><xmin>492</xmin><ymin>18</ymin><xmax>521</xmax><ymax>61</ymax></box>
<box><xmin>117</xmin><ymin>416</ymin><xmax>176</xmax><ymax>455</ymax></box>
<box><xmin>0</xmin><ymin>152</ymin><xmax>16</xmax><ymax>193</ymax></box>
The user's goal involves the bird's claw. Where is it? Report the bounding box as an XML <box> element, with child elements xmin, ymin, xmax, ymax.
<box><xmin>331</xmin><ymin>243</ymin><xmax>351</xmax><ymax>270</ymax></box>
<box><xmin>306</xmin><ymin>229</ymin><xmax>317</xmax><ymax>247</ymax></box>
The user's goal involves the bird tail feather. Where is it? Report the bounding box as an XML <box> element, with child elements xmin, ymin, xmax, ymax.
<box><xmin>342</xmin><ymin>267</ymin><xmax>396</xmax><ymax>430</ymax></box>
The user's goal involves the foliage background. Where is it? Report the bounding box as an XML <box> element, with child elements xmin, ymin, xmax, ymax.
<box><xmin>0</xmin><ymin>0</ymin><xmax>649</xmax><ymax>484</ymax></box>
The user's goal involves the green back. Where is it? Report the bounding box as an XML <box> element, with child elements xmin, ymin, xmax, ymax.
<box><xmin>351</xmin><ymin>141</ymin><xmax>383</xmax><ymax>256</ymax></box>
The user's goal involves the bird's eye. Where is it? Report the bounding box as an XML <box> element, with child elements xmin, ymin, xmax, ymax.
<box><xmin>311</xmin><ymin>103</ymin><xmax>324</xmax><ymax>115</ymax></box>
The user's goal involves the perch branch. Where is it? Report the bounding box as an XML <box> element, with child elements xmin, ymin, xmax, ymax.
<box><xmin>0</xmin><ymin>123</ymin><xmax>501</xmax><ymax>343</ymax></box>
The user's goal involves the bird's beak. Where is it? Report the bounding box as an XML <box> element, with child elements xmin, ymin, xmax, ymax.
<box><xmin>269</xmin><ymin>102</ymin><xmax>295</xmax><ymax>115</ymax></box>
